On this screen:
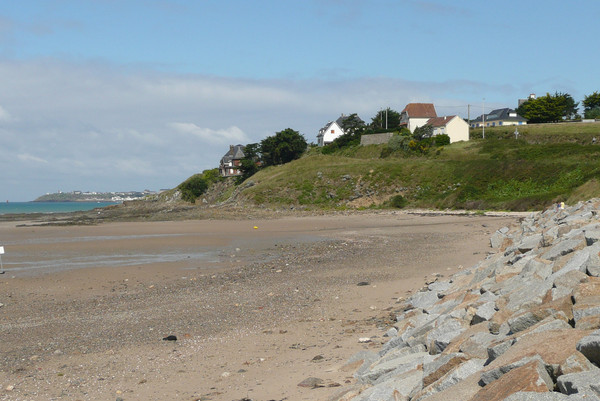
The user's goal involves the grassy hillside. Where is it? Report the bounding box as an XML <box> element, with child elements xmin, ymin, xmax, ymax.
<box><xmin>231</xmin><ymin>122</ymin><xmax>600</xmax><ymax>211</ymax></box>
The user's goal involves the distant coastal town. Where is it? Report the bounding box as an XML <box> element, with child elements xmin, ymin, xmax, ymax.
<box><xmin>34</xmin><ymin>189</ymin><xmax>161</xmax><ymax>202</ymax></box>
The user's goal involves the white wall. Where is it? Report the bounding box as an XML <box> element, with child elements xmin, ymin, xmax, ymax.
<box><xmin>319</xmin><ymin>121</ymin><xmax>345</xmax><ymax>146</ymax></box>
<box><xmin>432</xmin><ymin>116</ymin><xmax>469</xmax><ymax>143</ymax></box>
<box><xmin>445</xmin><ymin>116</ymin><xmax>469</xmax><ymax>143</ymax></box>
<box><xmin>408</xmin><ymin>117</ymin><xmax>431</xmax><ymax>133</ymax></box>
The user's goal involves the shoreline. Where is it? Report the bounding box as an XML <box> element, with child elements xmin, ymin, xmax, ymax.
<box><xmin>0</xmin><ymin>212</ymin><xmax>519</xmax><ymax>400</ymax></box>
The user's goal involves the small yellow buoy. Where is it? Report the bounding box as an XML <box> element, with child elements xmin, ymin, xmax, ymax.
<box><xmin>253</xmin><ymin>226</ymin><xmax>258</xmax><ymax>229</ymax></box>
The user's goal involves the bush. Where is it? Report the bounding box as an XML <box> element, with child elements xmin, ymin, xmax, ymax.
<box><xmin>389</xmin><ymin>194</ymin><xmax>408</xmax><ymax>208</ymax></box>
<box><xmin>178</xmin><ymin>175</ymin><xmax>208</xmax><ymax>203</ymax></box>
<box><xmin>434</xmin><ymin>134</ymin><xmax>450</xmax><ymax>146</ymax></box>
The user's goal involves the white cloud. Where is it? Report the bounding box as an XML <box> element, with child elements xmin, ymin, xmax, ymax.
<box><xmin>0</xmin><ymin>105</ymin><xmax>12</xmax><ymax>122</ymax></box>
<box><xmin>17</xmin><ymin>153</ymin><xmax>48</xmax><ymax>164</ymax></box>
<box><xmin>169</xmin><ymin>123</ymin><xmax>249</xmax><ymax>145</ymax></box>
<box><xmin>0</xmin><ymin>58</ymin><xmax>517</xmax><ymax>200</ymax></box>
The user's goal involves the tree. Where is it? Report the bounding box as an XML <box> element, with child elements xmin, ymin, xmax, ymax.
<box><xmin>555</xmin><ymin>92</ymin><xmax>579</xmax><ymax>120</ymax></box>
<box><xmin>260</xmin><ymin>128</ymin><xmax>307</xmax><ymax>166</ymax></box>
<box><xmin>339</xmin><ymin>113</ymin><xmax>366</xmax><ymax>134</ymax></box>
<box><xmin>237</xmin><ymin>143</ymin><xmax>261</xmax><ymax>183</ymax></box>
<box><xmin>178</xmin><ymin>175</ymin><xmax>208</xmax><ymax>203</ymax></box>
<box><xmin>583</xmin><ymin>91</ymin><xmax>600</xmax><ymax>119</ymax></box>
<box><xmin>412</xmin><ymin>124</ymin><xmax>433</xmax><ymax>141</ymax></box>
<box><xmin>242</xmin><ymin>143</ymin><xmax>261</xmax><ymax>162</ymax></box>
<box><xmin>371</xmin><ymin>108</ymin><xmax>402</xmax><ymax>130</ymax></box>
<box><xmin>516</xmin><ymin>92</ymin><xmax>579</xmax><ymax>123</ymax></box>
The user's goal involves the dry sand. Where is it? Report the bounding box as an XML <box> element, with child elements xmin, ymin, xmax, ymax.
<box><xmin>0</xmin><ymin>211</ymin><xmax>520</xmax><ymax>401</ymax></box>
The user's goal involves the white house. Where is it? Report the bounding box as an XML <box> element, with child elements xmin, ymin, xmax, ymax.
<box><xmin>426</xmin><ymin>115</ymin><xmax>469</xmax><ymax>143</ymax></box>
<box><xmin>400</xmin><ymin>103</ymin><xmax>438</xmax><ymax>133</ymax></box>
<box><xmin>317</xmin><ymin>114</ymin><xmax>364</xmax><ymax>146</ymax></box>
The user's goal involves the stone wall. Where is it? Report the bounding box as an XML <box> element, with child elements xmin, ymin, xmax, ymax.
<box><xmin>332</xmin><ymin>200</ymin><xmax>600</xmax><ymax>401</ymax></box>
<box><xmin>360</xmin><ymin>133</ymin><xmax>393</xmax><ymax>146</ymax></box>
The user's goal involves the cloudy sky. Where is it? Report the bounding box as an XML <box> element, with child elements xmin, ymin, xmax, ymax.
<box><xmin>0</xmin><ymin>0</ymin><xmax>598</xmax><ymax>201</ymax></box>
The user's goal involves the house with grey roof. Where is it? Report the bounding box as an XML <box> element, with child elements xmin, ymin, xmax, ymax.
<box><xmin>470</xmin><ymin>108</ymin><xmax>528</xmax><ymax>128</ymax></box>
<box><xmin>219</xmin><ymin>144</ymin><xmax>245</xmax><ymax>177</ymax></box>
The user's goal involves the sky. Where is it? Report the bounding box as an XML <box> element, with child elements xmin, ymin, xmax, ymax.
<box><xmin>0</xmin><ymin>1</ymin><xmax>598</xmax><ymax>201</ymax></box>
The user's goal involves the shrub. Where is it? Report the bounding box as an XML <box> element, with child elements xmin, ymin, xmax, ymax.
<box><xmin>178</xmin><ymin>175</ymin><xmax>208</xmax><ymax>203</ymax></box>
<box><xmin>389</xmin><ymin>194</ymin><xmax>408</xmax><ymax>208</ymax></box>
<box><xmin>434</xmin><ymin>134</ymin><xmax>450</xmax><ymax>146</ymax></box>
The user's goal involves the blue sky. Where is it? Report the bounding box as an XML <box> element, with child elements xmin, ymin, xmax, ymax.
<box><xmin>0</xmin><ymin>0</ymin><xmax>598</xmax><ymax>201</ymax></box>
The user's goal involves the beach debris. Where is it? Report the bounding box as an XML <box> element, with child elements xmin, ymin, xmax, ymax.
<box><xmin>357</xmin><ymin>281</ymin><xmax>370</xmax><ymax>286</ymax></box>
<box><xmin>311</xmin><ymin>355</ymin><xmax>324</xmax><ymax>362</ymax></box>
<box><xmin>162</xmin><ymin>335</ymin><xmax>177</xmax><ymax>341</ymax></box>
<box><xmin>358</xmin><ymin>337</ymin><xmax>372</xmax><ymax>343</ymax></box>
<box><xmin>298</xmin><ymin>377</ymin><xmax>325</xmax><ymax>388</ymax></box>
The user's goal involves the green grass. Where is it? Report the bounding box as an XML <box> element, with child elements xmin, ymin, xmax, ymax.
<box><xmin>209</xmin><ymin>122</ymin><xmax>600</xmax><ymax>211</ymax></box>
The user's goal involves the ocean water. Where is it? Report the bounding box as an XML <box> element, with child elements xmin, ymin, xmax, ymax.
<box><xmin>0</xmin><ymin>201</ymin><xmax>120</xmax><ymax>215</ymax></box>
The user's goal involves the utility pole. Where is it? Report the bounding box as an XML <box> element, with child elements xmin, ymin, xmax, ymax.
<box><xmin>482</xmin><ymin>98</ymin><xmax>485</xmax><ymax>140</ymax></box>
<box><xmin>385</xmin><ymin>108</ymin><xmax>388</xmax><ymax>130</ymax></box>
<box><xmin>467</xmin><ymin>104</ymin><xmax>470</xmax><ymax>125</ymax></box>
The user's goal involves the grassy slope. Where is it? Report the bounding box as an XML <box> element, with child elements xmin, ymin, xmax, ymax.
<box><xmin>235</xmin><ymin>122</ymin><xmax>600</xmax><ymax>211</ymax></box>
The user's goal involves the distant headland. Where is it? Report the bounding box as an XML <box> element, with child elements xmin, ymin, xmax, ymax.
<box><xmin>34</xmin><ymin>190</ymin><xmax>161</xmax><ymax>202</ymax></box>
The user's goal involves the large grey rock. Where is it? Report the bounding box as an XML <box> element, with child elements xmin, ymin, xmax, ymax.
<box><xmin>428</xmin><ymin>281</ymin><xmax>452</xmax><ymax>293</ymax></box>
<box><xmin>458</xmin><ymin>332</ymin><xmax>498</xmax><ymax>359</ymax></box>
<box><xmin>521</xmin><ymin>315</ymin><xmax>572</xmax><ymax>337</ymax></box>
<box><xmin>504</xmin><ymin>280</ymin><xmax>553</xmax><ymax>312</ymax></box>
<box><xmin>357</xmin><ymin>351</ymin><xmax>428</xmax><ymax>384</ymax></box>
<box><xmin>346</xmin><ymin>350</ymin><xmax>380</xmax><ymax>378</ymax></box>
<box><xmin>573</xmin><ymin>304</ymin><xmax>600</xmax><ymax>322</ymax></box>
<box><xmin>422</xmin><ymin>353</ymin><xmax>469</xmax><ymax>387</ymax></box>
<box><xmin>378</xmin><ymin>343</ymin><xmax>427</xmax><ymax>365</ymax></box>
<box><xmin>508</xmin><ymin>311</ymin><xmax>547</xmax><ymax>334</ymax></box>
<box><xmin>378</xmin><ymin>336</ymin><xmax>408</xmax><ymax>357</ymax></box>
<box><xmin>541</xmin><ymin>237</ymin><xmax>585</xmax><ymax>261</ymax></box>
<box><xmin>557</xmin><ymin>370</ymin><xmax>600</xmax><ymax>397</ymax></box>
<box><xmin>426</xmin><ymin>318</ymin><xmax>466</xmax><ymax>355</ymax></box>
<box><xmin>353</xmin><ymin>368</ymin><xmax>423</xmax><ymax>401</ymax></box>
<box><xmin>479</xmin><ymin>355</ymin><xmax>546</xmax><ymax>387</ymax></box>
<box><xmin>411</xmin><ymin>358</ymin><xmax>486</xmax><ymax>401</ymax></box>
<box><xmin>585</xmin><ymin>242</ymin><xmax>600</xmax><ymax>277</ymax></box>
<box><xmin>486</xmin><ymin>338</ymin><xmax>517</xmax><ymax>364</ymax></box>
<box><xmin>409</xmin><ymin>290</ymin><xmax>440</xmax><ymax>310</ymax></box>
<box><xmin>471</xmin><ymin>301</ymin><xmax>497</xmax><ymax>325</ymax></box>
<box><xmin>517</xmin><ymin>233</ymin><xmax>543</xmax><ymax>253</ymax></box>
<box><xmin>576</xmin><ymin>329</ymin><xmax>600</xmax><ymax>366</ymax></box>
<box><xmin>383</xmin><ymin>327</ymin><xmax>398</xmax><ymax>338</ymax></box>
<box><xmin>490</xmin><ymin>227</ymin><xmax>510</xmax><ymax>249</ymax></box>
<box><xmin>552</xmin><ymin>269</ymin><xmax>589</xmax><ymax>295</ymax></box>
<box><xmin>520</xmin><ymin>258</ymin><xmax>553</xmax><ymax>280</ymax></box>
<box><xmin>584</xmin><ymin>225</ymin><xmax>600</xmax><ymax>245</ymax></box>
<box><xmin>503</xmin><ymin>391</ymin><xmax>571</xmax><ymax>400</ymax></box>
<box><xmin>550</xmin><ymin>249</ymin><xmax>590</xmax><ymax>279</ymax></box>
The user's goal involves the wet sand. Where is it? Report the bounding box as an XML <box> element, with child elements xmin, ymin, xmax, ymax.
<box><xmin>0</xmin><ymin>212</ymin><xmax>519</xmax><ymax>400</ymax></box>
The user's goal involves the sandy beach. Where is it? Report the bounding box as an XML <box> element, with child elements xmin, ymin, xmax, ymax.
<box><xmin>0</xmin><ymin>211</ymin><xmax>520</xmax><ymax>401</ymax></box>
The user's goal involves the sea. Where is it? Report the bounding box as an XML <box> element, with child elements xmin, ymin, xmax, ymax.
<box><xmin>0</xmin><ymin>201</ymin><xmax>120</xmax><ymax>215</ymax></box>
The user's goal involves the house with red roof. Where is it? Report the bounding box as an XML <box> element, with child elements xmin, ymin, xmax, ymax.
<box><xmin>400</xmin><ymin>103</ymin><xmax>438</xmax><ymax>133</ymax></box>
